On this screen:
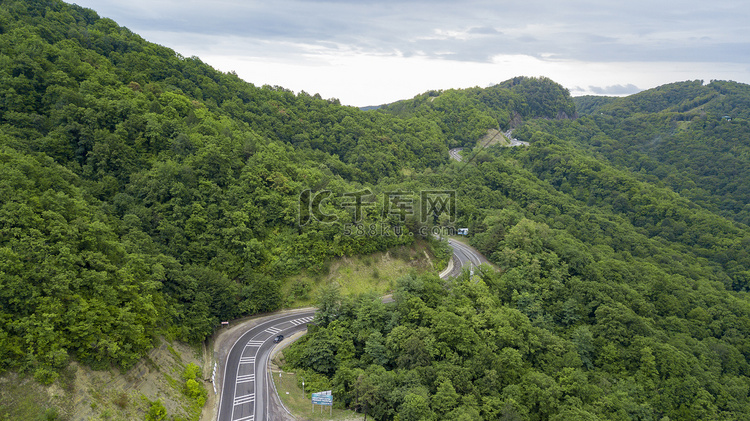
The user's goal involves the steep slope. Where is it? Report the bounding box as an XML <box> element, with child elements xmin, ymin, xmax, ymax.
<box><xmin>283</xmin><ymin>131</ymin><xmax>750</xmax><ymax>420</ymax></box>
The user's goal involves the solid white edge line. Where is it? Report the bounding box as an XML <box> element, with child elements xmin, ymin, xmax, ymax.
<box><xmin>267</xmin><ymin>339</ymin><xmax>296</xmax><ymax>419</ymax></box>
<box><xmin>216</xmin><ymin>310</ymin><xmax>313</xmax><ymax>420</ymax></box>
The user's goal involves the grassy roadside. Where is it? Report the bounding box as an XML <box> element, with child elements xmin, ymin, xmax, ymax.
<box><xmin>271</xmin><ymin>367</ymin><xmax>363</xmax><ymax>421</ymax></box>
<box><xmin>477</xmin><ymin>128</ymin><xmax>511</xmax><ymax>148</ymax></box>
<box><xmin>282</xmin><ymin>239</ymin><xmax>439</xmax><ymax>308</ymax></box>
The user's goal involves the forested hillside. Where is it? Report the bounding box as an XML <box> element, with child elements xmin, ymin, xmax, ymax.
<box><xmin>287</xmin><ymin>81</ymin><xmax>750</xmax><ymax>420</ymax></box>
<box><xmin>569</xmin><ymin>80</ymin><xmax>750</xmax><ymax>226</ymax></box>
<box><xmin>0</xmin><ymin>0</ymin><xmax>435</xmax><ymax>380</ymax></box>
<box><xmin>379</xmin><ymin>76</ymin><xmax>576</xmax><ymax>147</ymax></box>
<box><xmin>2</xmin><ymin>1</ymin><xmax>750</xmax><ymax>420</ymax></box>
<box><xmin>287</xmin><ymin>119</ymin><xmax>750</xmax><ymax>420</ymax></box>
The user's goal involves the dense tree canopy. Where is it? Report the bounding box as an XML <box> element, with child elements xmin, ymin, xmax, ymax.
<box><xmin>1</xmin><ymin>2</ymin><xmax>750</xmax><ymax>420</ymax></box>
<box><xmin>379</xmin><ymin>76</ymin><xmax>576</xmax><ymax>147</ymax></box>
<box><xmin>286</xmin><ymin>82</ymin><xmax>750</xmax><ymax>421</ymax></box>
<box><xmin>570</xmin><ymin>82</ymin><xmax>750</xmax><ymax>226</ymax></box>
<box><xmin>0</xmin><ymin>0</ymin><xmax>421</xmax><ymax>378</ymax></box>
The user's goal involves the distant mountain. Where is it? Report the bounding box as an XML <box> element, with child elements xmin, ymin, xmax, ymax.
<box><xmin>572</xmin><ymin>95</ymin><xmax>618</xmax><ymax>115</ymax></box>
<box><xmin>377</xmin><ymin>76</ymin><xmax>576</xmax><ymax>147</ymax></box>
<box><xmin>2</xmin><ymin>1</ymin><xmax>750</xmax><ymax>420</ymax></box>
<box><xmin>576</xmin><ymin>79</ymin><xmax>750</xmax><ymax>118</ymax></box>
<box><xmin>568</xmin><ymin>80</ymin><xmax>750</xmax><ymax>225</ymax></box>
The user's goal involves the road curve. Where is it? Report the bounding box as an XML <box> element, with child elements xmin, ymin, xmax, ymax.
<box><xmin>445</xmin><ymin>238</ymin><xmax>489</xmax><ymax>278</ymax></box>
<box><xmin>217</xmin><ymin>311</ymin><xmax>315</xmax><ymax>421</ymax></box>
<box><xmin>216</xmin><ymin>137</ymin><xmax>490</xmax><ymax>420</ymax></box>
<box><xmin>216</xmin><ymin>240</ymin><xmax>490</xmax><ymax>421</ymax></box>
<box><xmin>448</xmin><ymin>147</ymin><xmax>464</xmax><ymax>162</ymax></box>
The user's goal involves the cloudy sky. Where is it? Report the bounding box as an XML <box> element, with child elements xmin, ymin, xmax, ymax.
<box><xmin>69</xmin><ymin>0</ymin><xmax>749</xmax><ymax>106</ymax></box>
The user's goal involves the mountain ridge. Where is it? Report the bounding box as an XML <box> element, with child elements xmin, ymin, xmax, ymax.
<box><xmin>2</xmin><ymin>1</ymin><xmax>750</xmax><ymax>420</ymax></box>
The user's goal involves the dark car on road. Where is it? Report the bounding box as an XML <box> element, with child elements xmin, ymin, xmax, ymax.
<box><xmin>273</xmin><ymin>334</ymin><xmax>284</xmax><ymax>343</ymax></box>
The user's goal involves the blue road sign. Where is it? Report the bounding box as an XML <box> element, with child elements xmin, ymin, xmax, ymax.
<box><xmin>311</xmin><ymin>392</ymin><xmax>333</xmax><ymax>406</ymax></box>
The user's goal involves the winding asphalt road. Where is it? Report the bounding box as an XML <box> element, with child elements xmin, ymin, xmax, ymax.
<box><xmin>214</xmin><ymin>118</ymin><xmax>502</xmax><ymax>421</ymax></box>
<box><xmin>448</xmin><ymin>147</ymin><xmax>464</xmax><ymax>161</ymax></box>
<box><xmin>216</xmin><ymin>311</ymin><xmax>315</xmax><ymax>421</ymax></box>
<box><xmin>216</xmin><ymin>242</ymin><xmax>489</xmax><ymax>421</ymax></box>
<box><xmin>445</xmin><ymin>238</ymin><xmax>489</xmax><ymax>278</ymax></box>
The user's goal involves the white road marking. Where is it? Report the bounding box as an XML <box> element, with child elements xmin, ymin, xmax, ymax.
<box><xmin>236</xmin><ymin>374</ymin><xmax>255</xmax><ymax>383</ymax></box>
<box><xmin>234</xmin><ymin>393</ymin><xmax>255</xmax><ymax>406</ymax></box>
<box><xmin>265</xmin><ymin>327</ymin><xmax>282</xmax><ymax>334</ymax></box>
<box><xmin>290</xmin><ymin>316</ymin><xmax>314</xmax><ymax>325</ymax></box>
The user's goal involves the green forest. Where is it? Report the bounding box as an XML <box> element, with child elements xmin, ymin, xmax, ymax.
<box><xmin>2</xmin><ymin>1</ymin><xmax>750</xmax><ymax>420</ymax></box>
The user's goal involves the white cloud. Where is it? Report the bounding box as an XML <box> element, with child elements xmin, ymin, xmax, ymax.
<box><xmin>588</xmin><ymin>84</ymin><xmax>641</xmax><ymax>96</ymax></box>
<box><xmin>67</xmin><ymin>0</ymin><xmax>750</xmax><ymax>105</ymax></box>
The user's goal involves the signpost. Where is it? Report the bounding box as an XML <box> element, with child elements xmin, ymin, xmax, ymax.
<box><xmin>311</xmin><ymin>390</ymin><xmax>333</xmax><ymax>416</ymax></box>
